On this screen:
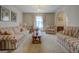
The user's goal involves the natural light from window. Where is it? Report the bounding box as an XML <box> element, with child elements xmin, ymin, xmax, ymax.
<box><xmin>35</xmin><ymin>16</ymin><xmax>43</xmax><ymax>29</ymax></box>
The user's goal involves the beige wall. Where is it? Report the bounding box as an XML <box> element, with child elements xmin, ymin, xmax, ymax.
<box><xmin>0</xmin><ymin>5</ymin><xmax>23</xmax><ymax>27</ymax></box>
<box><xmin>23</xmin><ymin>13</ymin><xmax>35</xmax><ymax>27</ymax></box>
<box><xmin>23</xmin><ymin>13</ymin><xmax>55</xmax><ymax>29</ymax></box>
<box><xmin>55</xmin><ymin>5</ymin><xmax>79</xmax><ymax>27</ymax></box>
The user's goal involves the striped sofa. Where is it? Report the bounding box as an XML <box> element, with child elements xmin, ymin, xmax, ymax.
<box><xmin>0</xmin><ymin>25</ymin><xmax>29</xmax><ymax>51</ymax></box>
<box><xmin>57</xmin><ymin>27</ymin><xmax>79</xmax><ymax>53</ymax></box>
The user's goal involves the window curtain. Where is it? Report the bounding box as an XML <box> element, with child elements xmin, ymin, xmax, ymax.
<box><xmin>42</xmin><ymin>15</ymin><xmax>46</xmax><ymax>31</ymax></box>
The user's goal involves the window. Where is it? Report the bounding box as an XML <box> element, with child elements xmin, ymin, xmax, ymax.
<box><xmin>1</xmin><ymin>6</ymin><xmax>10</xmax><ymax>22</ymax></box>
<box><xmin>35</xmin><ymin>16</ymin><xmax>43</xmax><ymax>29</ymax></box>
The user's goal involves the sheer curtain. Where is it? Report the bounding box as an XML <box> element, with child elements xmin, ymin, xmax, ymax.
<box><xmin>34</xmin><ymin>16</ymin><xmax>43</xmax><ymax>30</ymax></box>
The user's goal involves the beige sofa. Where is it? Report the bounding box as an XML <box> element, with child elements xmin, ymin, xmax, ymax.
<box><xmin>57</xmin><ymin>26</ymin><xmax>79</xmax><ymax>53</ymax></box>
<box><xmin>0</xmin><ymin>25</ymin><xmax>29</xmax><ymax>51</ymax></box>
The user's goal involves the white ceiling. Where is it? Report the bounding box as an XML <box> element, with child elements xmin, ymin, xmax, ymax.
<box><xmin>14</xmin><ymin>5</ymin><xmax>62</xmax><ymax>13</ymax></box>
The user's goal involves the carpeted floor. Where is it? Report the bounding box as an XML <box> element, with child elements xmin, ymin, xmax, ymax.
<box><xmin>13</xmin><ymin>33</ymin><xmax>68</xmax><ymax>53</ymax></box>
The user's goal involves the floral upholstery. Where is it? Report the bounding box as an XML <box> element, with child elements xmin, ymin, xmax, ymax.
<box><xmin>57</xmin><ymin>26</ymin><xmax>79</xmax><ymax>53</ymax></box>
<box><xmin>68</xmin><ymin>39</ymin><xmax>79</xmax><ymax>52</ymax></box>
<box><xmin>0</xmin><ymin>24</ymin><xmax>28</xmax><ymax>50</ymax></box>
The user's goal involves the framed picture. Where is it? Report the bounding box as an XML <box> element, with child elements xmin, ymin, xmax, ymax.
<box><xmin>1</xmin><ymin>6</ymin><xmax>10</xmax><ymax>21</ymax></box>
<box><xmin>11</xmin><ymin>11</ymin><xmax>17</xmax><ymax>22</ymax></box>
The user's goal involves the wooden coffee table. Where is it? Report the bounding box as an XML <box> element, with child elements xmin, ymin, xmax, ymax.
<box><xmin>32</xmin><ymin>35</ymin><xmax>41</xmax><ymax>44</ymax></box>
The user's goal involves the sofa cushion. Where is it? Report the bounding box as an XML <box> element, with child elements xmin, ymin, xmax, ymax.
<box><xmin>72</xmin><ymin>28</ymin><xmax>78</xmax><ymax>37</ymax></box>
<box><xmin>13</xmin><ymin>26</ymin><xmax>28</xmax><ymax>34</ymax></box>
<box><xmin>13</xmin><ymin>27</ymin><xmax>21</xmax><ymax>34</ymax></box>
<box><xmin>0</xmin><ymin>27</ymin><xmax>15</xmax><ymax>35</ymax></box>
<box><xmin>66</xmin><ymin>38</ymin><xmax>76</xmax><ymax>43</ymax></box>
<box><xmin>68</xmin><ymin>39</ymin><xmax>79</xmax><ymax>52</ymax></box>
<box><xmin>74</xmin><ymin>29</ymin><xmax>79</xmax><ymax>38</ymax></box>
<box><xmin>14</xmin><ymin>34</ymin><xmax>24</xmax><ymax>42</ymax></box>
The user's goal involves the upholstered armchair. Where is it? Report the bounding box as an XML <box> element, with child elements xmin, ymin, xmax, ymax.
<box><xmin>45</xmin><ymin>26</ymin><xmax>56</xmax><ymax>34</ymax></box>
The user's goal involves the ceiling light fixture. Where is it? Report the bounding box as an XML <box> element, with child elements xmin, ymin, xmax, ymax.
<box><xmin>37</xmin><ymin>5</ymin><xmax>41</xmax><ymax>13</ymax></box>
<box><xmin>37</xmin><ymin>8</ymin><xmax>41</xmax><ymax>12</ymax></box>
